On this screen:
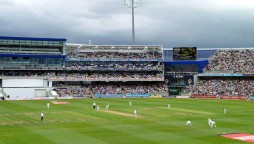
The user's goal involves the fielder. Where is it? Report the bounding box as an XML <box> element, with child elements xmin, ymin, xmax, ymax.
<box><xmin>134</xmin><ymin>109</ymin><xmax>138</xmax><ymax>117</ymax></box>
<box><xmin>105</xmin><ymin>104</ymin><xmax>110</xmax><ymax>110</ymax></box>
<box><xmin>186</xmin><ymin>120</ymin><xmax>192</xmax><ymax>126</ymax></box>
<box><xmin>93</xmin><ymin>102</ymin><xmax>96</xmax><ymax>109</ymax></box>
<box><xmin>47</xmin><ymin>102</ymin><xmax>50</xmax><ymax>109</ymax></box>
<box><xmin>41</xmin><ymin>111</ymin><xmax>44</xmax><ymax>122</ymax></box>
<box><xmin>210</xmin><ymin>120</ymin><xmax>216</xmax><ymax>128</ymax></box>
<box><xmin>208</xmin><ymin>118</ymin><xmax>212</xmax><ymax>126</ymax></box>
<box><xmin>223</xmin><ymin>108</ymin><xmax>227</xmax><ymax>114</ymax></box>
<box><xmin>168</xmin><ymin>103</ymin><xmax>171</xmax><ymax>109</ymax></box>
<box><xmin>129</xmin><ymin>101</ymin><xmax>132</xmax><ymax>107</ymax></box>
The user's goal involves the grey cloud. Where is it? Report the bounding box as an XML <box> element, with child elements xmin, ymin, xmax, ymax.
<box><xmin>1</xmin><ymin>0</ymin><xmax>254</xmax><ymax>47</ymax></box>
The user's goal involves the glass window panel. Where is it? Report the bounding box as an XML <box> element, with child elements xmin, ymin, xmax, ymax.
<box><xmin>47</xmin><ymin>58</ymin><xmax>53</xmax><ymax>65</ymax></box>
<box><xmin>20</xmin><ymin>40</ymin><xmax>25</xmax><ymax>43</ymax></box>
<box><xmin>37</xmin><ymin>41</ymin><xmax>43</xmax><ymax>45</ymax></box>
<box><xmin>31</xmin><ymin>41</ymin><xmax>37</xmax><ymax>45</ymax></box>
<box><xmin>26</xmin><ymin>40</ymin><xmax>32</xmax><ymax>45</ymax></box>
<box><xmin>38</xmin><ymin>58</ymin><xmax>46</xmax><ymax>64</ymax></box>
<box><xmin>14</xmin><ymin>40</ymin><xmax>20</xmax><ymax>44</ymax></box>
<box><xmin>8</xmin><ymin>40</ymin><xmax>14</xmax><ymax>44</ymax></box>
<box><xmin>43</xmin><ymin>41</ymin><xmax>48</xmax><ymax>45</ymax></box>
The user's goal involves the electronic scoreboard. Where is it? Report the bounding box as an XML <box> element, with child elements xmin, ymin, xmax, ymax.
<box><xmin>173</xmin><ymin>47</ymin><xmax>197</xmax><ymax>60</ymax></box>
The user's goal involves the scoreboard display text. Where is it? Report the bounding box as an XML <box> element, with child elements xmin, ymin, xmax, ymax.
<box><xmin>173</xmin><ymin>47</ymin><xmax>197</xmax><ymax>60</ymax></box>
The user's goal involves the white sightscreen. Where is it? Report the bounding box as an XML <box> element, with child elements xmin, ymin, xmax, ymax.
<box><xmin>4</xmin><ymin>88</ymin><xmax>35</xmax><ymax>98</ymax></box>
<box><xmin>2</xmin><ymin>79</ymin><xmax>44</xmax><ymax>87</ymax></box>
<box><xmin>3</xmin><ymin>88</ymin><xmax>49</xmax><ymax>98</ymax></box>
<box><xmin>35</xmin><ymin>89</ymin><xmax>47</xmax><ymax>97</ymax></box>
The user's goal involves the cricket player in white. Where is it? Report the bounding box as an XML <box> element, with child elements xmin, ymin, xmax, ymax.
<box><xmin>93</xmin><ymin>102</ymin><xmax>96</xmax><ymax>109</ymax></box>
<box><xmin>97</xmin><ymin>105</ymin><xmax>100</xmax><ymax>111</ymax></box>
<box><xmin>41</xmin><ymin>111</ymin><xmax>44</xmax><ymax>122</ymax></box>
<box><xmin>186</xmin><ymin>120</ymin><xmax>192</xmax><ymax>126</ymax></box>
<box><xmin>168</xmin><ymin>104</ymin><xmax>171</xmax><ymax>109</ymax></box>
<box><xmin>223</xmin><ymin>108</ymin><xmax>227</xmax><ymax>114</ymax></box>
<box><xmin>208</xmin><ymin>118</ymin><xmax>212</xmax><ymax>126</ymax></box>
<box><xmin>210</xmin><ymin>120</ymin><xmax>216</xmax><ymax>128</ymax></box>
<box><xmin>129</xmin><ymin>101</ymin><xmax>132</xmax><ymax>107</ymax></box>
<box><xmin>105</xmin><ymin>104</ymin><xmax>110</xmax><ymax>110</ymax></box>
<box><xmin>47</xmin><ymin>102</ymin><xmax>50</xmax><ymax>109</ymax></box>
<box><xmin>134</xmin><ymin>109</ymin><xmax>138</xmax><ymax>117</ymax></box>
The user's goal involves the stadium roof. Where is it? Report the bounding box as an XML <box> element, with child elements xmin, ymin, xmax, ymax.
<box><xmin>0</xmin><ymin>36</ymin><xmax>66</xmax><ymax>42</ymax></box>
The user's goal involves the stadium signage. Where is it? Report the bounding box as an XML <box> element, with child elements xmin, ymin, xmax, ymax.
<box><xmin>65</xmin><ymin>58</ymin><xmax>161</xmax><ymax>62</ymax></box>
<box><xmin>173</xmin><ymin>75</ymin><xmax>184</xmax><ymax>78</ymax></box>
<box><xmin>220</xmin><ymin>96</ymin><xmax>247</xmax><ymax>100</ymax></box>
<box><xmin>198</xmin><ymin>73</ymin><xmax>244</xmax><ymax>76</ymax></box>
<box><xmin>191</xmin><ymin>94</ymin><xmax>216</xmax><ymax>98</ymax></box>
<box><xmin>127</xmin><ymin>94</ymin><xmax>150</xmax><ymax>97</ymax></box>
<box><xmin>95</xmin><ymin>94</ymin><xmax>150</xmax><ymax>97</ymax></box>
<box><xmin>192</xmin><ymin>94</ymin><xmax>247</xmax><ymax>100</ymax></box>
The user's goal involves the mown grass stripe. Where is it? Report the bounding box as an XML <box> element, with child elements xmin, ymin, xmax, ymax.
<box><xmin>158</xmin><ymin>107</ymin><xmax>215</xmax><ymax>115</ymax></box>
<box><xmin>0</xmin><ymin>98</ymin><xmax>253</xmax><ymax>144</ymax></box>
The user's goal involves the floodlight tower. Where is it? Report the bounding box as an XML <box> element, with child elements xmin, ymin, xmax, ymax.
<box><xmin>124</xmin><ymin>0</ymin><xmax>141</xmax><ymax>45</ymax></box>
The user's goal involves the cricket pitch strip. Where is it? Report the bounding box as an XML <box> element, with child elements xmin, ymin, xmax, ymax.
<box><xmin>100</xmin><ymin>110</ymin><xmax>145</xmax><ymax>118</ymax></box>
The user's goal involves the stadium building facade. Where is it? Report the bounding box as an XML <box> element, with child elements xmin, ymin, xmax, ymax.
<box><xmin>1</xmin><ymin>36</ymin><xmax>250</xmax><ymax>100</ymax></box>
<box><xmin>163</xmin><ymin>48</ymin><xmax>213</xmax><ymax>96</ymax></box>
<box><xmin>0</xmin><ymin>36</ymin><xmax>167</xmax><ymax>100</ymax></box>
<box><xmin>0</xmin><ymin>36</ymin><xmax>66</xmax><ymax>99</ymax></box>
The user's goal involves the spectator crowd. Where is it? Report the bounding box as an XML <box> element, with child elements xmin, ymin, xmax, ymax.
<box><xmin>183</xmin><ymin>79</ymin><xmax>254</xmax><ymax>97</ymax></box>
<box><xmin>0</xmin><ymin>71</ymin><xmax>164</xmax><ymax>81</ymax></box>
<box><xmin>67</xmin><ymin>51</ymin><xmax>162</xmax><ymax>59</ymax></box>
<box><xmin>54</xmin><ymin>82</ymin><xmax>168</xmax><ymax>97</ymax></box>
<box><xmin>204</xmin><ymin>49</ymin><xmax>254</xmax><ymax>73</ymax></box>
<box><xmin>64</xmin><ymin>61</ymin><xmax>163</xmax><ymax>71</ymax></box>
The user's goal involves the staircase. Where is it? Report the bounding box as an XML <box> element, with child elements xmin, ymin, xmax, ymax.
<box><xmin>48</xmin><ymin>90</ymin><xmax>59</xmax><ymax>97</ymax></box>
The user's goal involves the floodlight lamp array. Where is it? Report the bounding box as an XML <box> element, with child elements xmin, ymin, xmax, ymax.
<box><xmin>124</xmin><ymin>0</ymin><xmax>142</xmax><ymax>8</ymax></box>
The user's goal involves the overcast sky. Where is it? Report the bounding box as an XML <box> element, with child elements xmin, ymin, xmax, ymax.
<box><xmin>0</xmin><ymin>0</ymin><xmax>254</xmax><ymax>48</ymax></box>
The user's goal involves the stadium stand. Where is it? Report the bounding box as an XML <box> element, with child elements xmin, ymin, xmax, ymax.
<box><xmin>183</xmin><ymin>78</ymin><xmax>253</xmax><ymax>99</ymax></box>
<box><xmin>0</xmin><ymin>36</ymin><xmax>167</xmax><ymax>99</ymax></box>
<box><xmin>181</xmin><ymin>48</ymin><xmax>254</xmax><ymax>100</ymax></box>
<box><xmin>204</xmin><ymin>49</ymin><xmax>254</xmax><ymax>73</ymax></box>
<box><xmin>1</xmin><ymin>36</ymin><xmax>253</xmax><ymax>101</ymax></box>
<box><xmin>60</xmin><ymin>45</ymin><xmax>166</xmax><ymax>98</ymax></box>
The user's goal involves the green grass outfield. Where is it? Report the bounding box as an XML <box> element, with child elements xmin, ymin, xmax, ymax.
<box><xmin>0</xmin><ymin>98</ymin><xmax>253</xmax><ymax>144</ymax></box>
